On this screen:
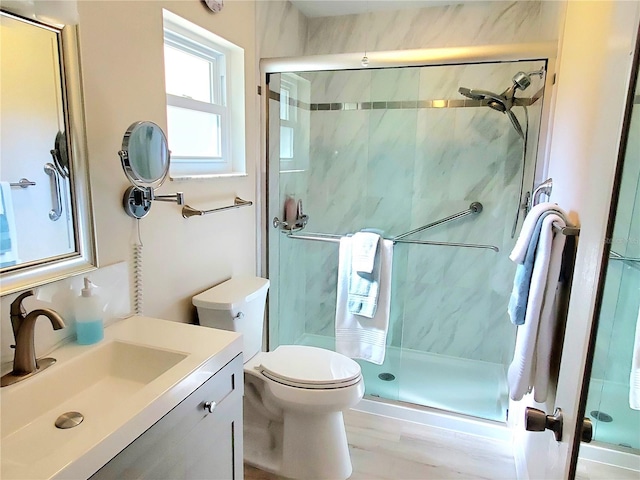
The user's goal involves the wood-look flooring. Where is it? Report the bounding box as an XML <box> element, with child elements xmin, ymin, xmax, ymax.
<box><xmin>244</xmin><ymin>409</ymin><xmax>640</xmax><ymax>480</ymax></box>
<box><xmin>244</xmin><ymin>409</ymin><xmax>516</xmax><ymax>479</ymax></box>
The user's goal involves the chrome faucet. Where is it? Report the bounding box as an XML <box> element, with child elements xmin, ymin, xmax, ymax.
<box><xmin>1</xmin><ymin>290</ymin><xmax>66</xmax><ymax>387</ymax></box>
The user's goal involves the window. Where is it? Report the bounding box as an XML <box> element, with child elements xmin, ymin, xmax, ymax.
<box><xmin>163</xmin><ymin>10</ymin><xmax>245</xmax><ymax>178</ymax></box>
<box><xmin>280</xmin><ymin>78</ymin><xmax>297</xmax><ymax>161</ymax></box>
<box><xmin>277</xmin><ymin>73</ymin><xmax>310</xmax><ymax>173</ymax></box>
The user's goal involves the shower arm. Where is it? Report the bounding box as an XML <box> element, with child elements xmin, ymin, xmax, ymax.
<box><xmin>393</xmin><ymin>202</ymin><xmax>483</xmax><ymax>241</ymax></box>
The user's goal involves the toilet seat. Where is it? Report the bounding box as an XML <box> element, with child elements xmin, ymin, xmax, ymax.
<box><xmin>256</xmin><ymin>345</ymin><xmax>361</xmax><ymax>389</ymax></box>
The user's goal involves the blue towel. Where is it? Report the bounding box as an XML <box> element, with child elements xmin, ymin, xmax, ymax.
<box><xmin>508</xmin><ymin>211</ymin><xmax>554</xmax><ymax>325</ymax></box>
<box><xmin>348</xmin><ymin>232</ymin><xmax>382</xmax><ymax>318</ymax></box>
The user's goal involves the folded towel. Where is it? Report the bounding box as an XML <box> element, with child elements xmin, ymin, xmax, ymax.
<box><xmin>351</xmin><ymin>231</ymin><xmax>380</xmax><ymax>275</ymax></box>
<box><xmin>630</xmin><ymin>302</ymin><xmax>640</xmax><ymax>410</ymax></box>
<box><xmin>510</xmin><ymin>202</ymin><xmax>567</xmax><ymax>264</ymax></box>
<box><xmin>348</xmin><ymin>232</ymin><xmax>381</xmax><ymax>317</ymax></box>
<box><xmin>508</xmin><ymin>210</ymin><xmax>559</xmax><ymax>325</ymax></box>
<box><xmin>508</xmin><ymin>213</ymin><xmax>567</xmax><ymax>402</ymax></box>
<box><xmin>336</xmin><ymin>237</ymin><xmax>393</xmax><ymax>365</ymax></box>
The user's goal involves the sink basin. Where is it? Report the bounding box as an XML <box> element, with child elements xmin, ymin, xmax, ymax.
<box><xmin>0</xmin><ymin>315</ymin><xmax>242</xmax><ymax>480</ymax></box>
<box><xmin>2</xmin><ymin>341</ymin><xmax>187</xmax><ymax>465</ymax></box>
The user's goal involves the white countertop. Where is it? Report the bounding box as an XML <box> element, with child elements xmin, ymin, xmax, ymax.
<box><xmin>0</xmin><ymin>316</ymin><xmax>242</xmax><ymax>480</ymax></box>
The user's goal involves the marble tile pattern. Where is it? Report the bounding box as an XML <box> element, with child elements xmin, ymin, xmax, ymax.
<box><xmin>255</xmin><ymin>0</ymin><xmax>307</xmax><ymax>59</ymax></box>
<box><xmin>277</xmin><ymin>61</ymin><xmax>545</xmax><ymax>366</ymax></box>
<box><xmin>305</xmin><ymin>1</ymin><xmax>561</xmax><ymax>56</ymax></box>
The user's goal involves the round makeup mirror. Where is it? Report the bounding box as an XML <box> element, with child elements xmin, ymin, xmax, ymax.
<box><xmin>118</xmin><ymin>121</ymin><xmax>180</xmax><ymax>219</ymax></box>
<box><xmin>119</xmin><ymin>121</ymin><xmax>170</xmax><ymax>190</ymax></box>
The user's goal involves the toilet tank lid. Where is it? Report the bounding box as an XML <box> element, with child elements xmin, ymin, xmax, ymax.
<box><xmin>192</xmin><ymin>276</ymin><xmax>270</xmax><ymax>310</ymax></box>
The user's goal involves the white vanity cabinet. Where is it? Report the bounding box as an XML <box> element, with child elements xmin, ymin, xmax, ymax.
<box><xmin>90</xmin><ymin>354</ymin><xmax>244</xmax><ymax>480</ymax></box>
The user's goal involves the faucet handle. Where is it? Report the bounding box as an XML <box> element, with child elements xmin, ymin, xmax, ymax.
<box><xmin>10</xmin><ymin>290</ymin><xmax>34</xmax><ymax>339</ymax></box>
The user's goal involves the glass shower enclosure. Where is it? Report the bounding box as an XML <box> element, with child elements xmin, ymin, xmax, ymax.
<box><xmin>266</xmin><ymin>60</ymin><xmax>547</xmax><ymax>422</ymax></box>
<box><xmin>582</xmin><ymin>70</ymin><xmax>640</xmax><ymax>450</ymax></box>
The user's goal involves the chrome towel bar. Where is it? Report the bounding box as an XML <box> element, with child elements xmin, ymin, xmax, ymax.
<box><xmin>553</xmin><ymin>224</ymin><xmax>580</xmax><ymax>236</ymax></box>
<box><xmin>9</xmin><ymin>178</ymin><xmax>36</xmax><ymax>188</ymax></box>
<box><xmin>393</xmin><ymin>202</ymin><xmax>483</xmax><ymax>241</ymax></box>
<box><xmin>286</xmin><ymin>232</ymin><xmax>500</xmax><ymax>252</ymax></box>
<box><xmin>182</xmin><ymin>197</ymin><xmax>252</xmax><ymax>218</ymax></box>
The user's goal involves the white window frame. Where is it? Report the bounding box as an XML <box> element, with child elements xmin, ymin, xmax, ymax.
<box><xmin>163</xmin><ymin>10</ymin><xmax>246</xmax><ymax>178</ymax></box>
<box><xmin>280</xmin><ymin>78</ymin><xmax>297</xmax><ymax>162</ymax></box>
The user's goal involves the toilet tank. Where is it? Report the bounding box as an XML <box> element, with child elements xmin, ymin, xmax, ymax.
<box><xmin>192</xmin><ymin>276</ymin><xmax>270</xmax><ymax>360</ymax></box>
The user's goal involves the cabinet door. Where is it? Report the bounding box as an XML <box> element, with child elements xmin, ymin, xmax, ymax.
<box><xmin>91</xmin><ymin>354</ymin><xmax>243</xmax><ymax>480</ymax></box>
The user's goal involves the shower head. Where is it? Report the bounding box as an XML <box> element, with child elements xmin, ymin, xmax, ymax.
<box><xmin>457</xmin><ymin>68</ymin><xmax>545</xmax><ymax>139</ymax></box>
<box><xmin>457</xmin><ymin>87</ymin><xmax>510</xmax><ymax>112</ymax></box>
<box><xmin>458</xmin><ymin>87</ymin><xmax>513</xmax><ymax>113</ymax></box>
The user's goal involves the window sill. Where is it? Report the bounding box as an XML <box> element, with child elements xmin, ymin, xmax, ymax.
<box><xmin>170</xmin><ymin>172</ymin><xmax>248</xmax><ymax>181</ymax></box>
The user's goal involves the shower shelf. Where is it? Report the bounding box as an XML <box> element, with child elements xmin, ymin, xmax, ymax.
<box><xmin>273</xmin><ymin>214</ymin><xmax>309</xmax><ymax>233</ymax></box>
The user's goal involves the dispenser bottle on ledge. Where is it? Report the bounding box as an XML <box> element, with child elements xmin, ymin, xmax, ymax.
<box><xmin>75</xmin><ymin>277</ymin><xmax>104</xmax><ymax>345</ymax></box>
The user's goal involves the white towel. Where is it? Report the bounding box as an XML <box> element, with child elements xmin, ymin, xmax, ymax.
<box><xmin>348</xmin><ymin>232</ymin><xmax>382</xmax><ymax>318</ymax></box>
<box><xmin>508</xmin><ymin>214</ymin><xmax>567</xmax><ymax>402</ymax></box>
<box><xmin>510</xmin><ymin>202</ymin><xmax>567</xmax><ymax>264</ymax></box>
<box><xmin>630</xmin><ymin>302</ymin><xmax>640</xmax><ymax>410</ymax></box>
<box><xmin>351</xmin><ymin>231</ymin><xmax>380</xmax><ymax>274</ymax></box>
<box><xmin>336</xmin><ymin>237</ymin><xmax>393</xmax><ymax>365</ymax></box>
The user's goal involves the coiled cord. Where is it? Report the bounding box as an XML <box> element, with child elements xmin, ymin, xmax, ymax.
<box><xmin>133</xmin><ymin>220</ymin><xmax>144</xmax><ymax>315</ymax></box>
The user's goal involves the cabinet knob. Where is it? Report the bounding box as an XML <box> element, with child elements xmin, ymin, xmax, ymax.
<box><xmin>203</xmin><ymin>401</ymin><xmax>217</xmax><ymax>413</ymax></box>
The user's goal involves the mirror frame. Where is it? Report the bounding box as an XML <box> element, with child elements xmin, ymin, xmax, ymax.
<box><xmin>0</xmin><ymin>12</ymin><xmax>97</xmax><ymax>296</ymax></box>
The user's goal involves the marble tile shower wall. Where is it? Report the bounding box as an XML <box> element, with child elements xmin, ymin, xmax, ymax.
<box><xmin>296</xmin><ymin>62</ymin><xmax>545</xmax><ymax>365</ymax></box>
<box><xmin>304</xmin><ymin>1</ymin><xmax>561</xmax><ymax>56</ymax></box>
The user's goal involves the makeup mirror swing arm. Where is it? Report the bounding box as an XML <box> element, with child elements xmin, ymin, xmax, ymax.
<box><xmin>122</xmin><ymin>186</ymin><xmax>184</xmax><ymax>219</ymax></box>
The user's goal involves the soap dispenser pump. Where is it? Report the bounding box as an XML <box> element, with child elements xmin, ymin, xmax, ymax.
<box><xmin>75</xmin><ymin>277</ymin><xmax>104</xmax><ymax>345</ymax></box>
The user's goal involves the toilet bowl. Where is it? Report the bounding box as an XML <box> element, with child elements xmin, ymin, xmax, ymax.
<box><xmin>193</xmin><ymin>277</ymin><xmax>364</xmax><ymax>480</ymax></box>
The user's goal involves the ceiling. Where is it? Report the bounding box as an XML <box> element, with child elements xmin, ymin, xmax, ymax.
<box><xmin>288</xmin><ymin>1</ymin><xmax>465</xmax><ymax>18</ymax></box>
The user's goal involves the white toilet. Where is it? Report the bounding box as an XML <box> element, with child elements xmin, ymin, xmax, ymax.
<box><xmin>193</xmin><ymin>276</ymin><xmax>364</xmax><ymax>480</ymax></box>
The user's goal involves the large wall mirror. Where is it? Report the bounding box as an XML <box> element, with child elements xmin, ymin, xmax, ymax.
<box><xmin>0</xmin><ymin>10</ymin><xmax>96</xmax><ymax>296</ymax></box>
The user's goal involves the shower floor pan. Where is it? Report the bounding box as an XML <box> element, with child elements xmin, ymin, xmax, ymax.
<box><xmin>586</xmin><ymin>378</ymin><xmax>640</xmax><ymax>450</ymax></box>
<box><xmin>297</xmin><ymin>334</ymin><xmax>509</xmax><ymax>423</ymax></box>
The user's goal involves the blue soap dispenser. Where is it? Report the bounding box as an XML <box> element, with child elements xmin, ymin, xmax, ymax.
<box><xmin>75</xmin><ymin>277</ymin><xmax>104</xmax><ymax>345</ymax></box>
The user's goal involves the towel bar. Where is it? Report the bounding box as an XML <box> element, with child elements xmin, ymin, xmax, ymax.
<box><xmin>393</xmin><ymin>202</ymin><xmax>483</xmax><ymax>241</ymax></box>
<box><xmin>553</xmin><ymin>224</ymin><xmax>580</xmax><ymax>236</ymax></box>
<box><xmin>9</xmin><ymin>178</ymin><xmax>36</xmax><ymax>188</ymax></box>
<box><xmin>286</xmin><ymin>232</ymin><xmax>499</xmax><ymax>252</ymax></box>
<box><xmin>182</xmin><ymin>197</ymin><xmax>252</xmax><ymax>218</ymax></box>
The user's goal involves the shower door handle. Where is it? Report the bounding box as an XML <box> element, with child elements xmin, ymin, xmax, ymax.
<box><xmin>524</xmin><ymin>407</ymin><xmax>563</xmax><ymax>441</ymax></box>
<box><xmin>580</xmin><ymin>417</ymin><xmax>593</xmax><ymax>443</ymax></box>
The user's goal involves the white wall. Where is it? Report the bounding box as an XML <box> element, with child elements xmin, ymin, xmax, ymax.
<box><xmin>78</xmin><ymin>0</ymin><xmax>258</xmax><ymax>322</ymax></box>
<box><xmin>1</xmin><ymin>0</ymin><xmax>259</xmax><ymax>365</ymax></box>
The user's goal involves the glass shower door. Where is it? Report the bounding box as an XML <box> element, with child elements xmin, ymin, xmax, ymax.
<box><xmin>583</xmin><ymin>74</ymin><xmax>640</xmax><ymax>449</ymax></box>
<box><xmin>266</xmin><ymin>60</ymin><xmax>548</xmax><ymax>422</ymax></box>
